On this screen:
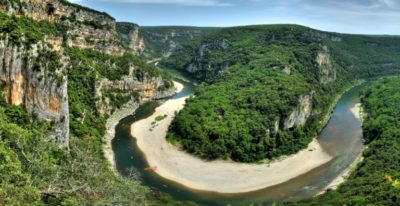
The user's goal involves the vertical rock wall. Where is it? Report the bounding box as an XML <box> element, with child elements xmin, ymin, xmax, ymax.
<box><xmin>0</xmin><ymin>36</ymin><xmax>69</xmax><ymax>148</ymax></box>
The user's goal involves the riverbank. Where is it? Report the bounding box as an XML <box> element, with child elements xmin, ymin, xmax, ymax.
<box><xmin>103</xmin><ymin>103</ymin><xmax>140</xmax><ymax>174</ymax></box>
<box><xmin>130</xmin><ymin>81</ymin><xmax>333</xmax><ymax>194</ymax></box>
<box><xmin>317</xmin><ymin>102</ymin><xmax>365</xmax><ymax>195</ymax></box>
<box><xmin>319</xmin><ymin>80</ymin><xmax>365</xmax><ymax>132</ymax></box>
<box><xmin>103</xmin><ymin>86</ymin><xmax>177</xmax><ymax>175</ymax></box>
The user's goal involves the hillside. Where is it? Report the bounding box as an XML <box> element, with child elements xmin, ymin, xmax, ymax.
<box><xmin>290</xmin><ymin>76</ymin><xmax>400</xmax><ymax>205</ymax></box>
<box><xmin>164</xmin><ymin>25</ymin><xmax>400</xmax><ymax>162</ymax></box>
<box><xmin>139</xmin><ymin>26</ymin><xmax>218</xmax><ymax>60</ymax></box>
<box><xmin>0</xmin><ymin>0</ymin><xmax>176</xmax><ymax>205</ymax></box>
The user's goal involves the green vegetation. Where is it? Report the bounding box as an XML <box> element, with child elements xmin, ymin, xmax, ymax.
<box><xmin>66</xmin><ymin>47</ymin><xmax>165</xmax><ymax>81</ymax></box>
<box><xmin>66</xmin><ymin>47</ymin><xmax>171</xmax><ymax>137</ymax></box>
<box><xmin>290</xmin><ymin>77</ymin><xmax>400</xmax><ymax>205</ymax></box>
<box><xmin>0</xmin><ymin>12</ymin><xmax>66</xmax><ymax>46</ymax></box>
<box><xmin>155</xmin><ymin>115</ymin><xmax>167</xmax><ymax>122</ymax></box>
<box><xmin>168</xmin><ymin>68</ymin><xmax>318</xmax><ymax>162</ymax></box>
<box><xmin>139</xmin><ymin>26</ymin><xmax>218</xmax><ymax>59</ymax></box>
<box><xmin>328</xmin><ymin>34</ymin><xmax>400</xmax><ymax>79</ymax></box>
<box><xmin>2</xmin><ymin>1</ymin><xmax>400</xmax><ymax>204</ymax></box>
<box><xmin>166</xmin><ymin>25</ymin><xmax>389</xmax><ymax>162</ymax></box>
<box><xmin>0</xmin><ymin>5</ymin><xmax>183</xmax><ymax>206</ymax></box>
<box><xmin>0</xmin><ymin>84</ymin><xmax>153</xmax><ymax>205</ymax></box>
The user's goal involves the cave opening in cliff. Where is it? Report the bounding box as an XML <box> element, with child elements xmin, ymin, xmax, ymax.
<box><xmin>46</xmin><ymin>3</ymin><xmax>55</xmax><ymax>15</ymax></box>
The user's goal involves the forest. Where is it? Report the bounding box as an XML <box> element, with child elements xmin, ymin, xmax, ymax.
<box><xmin>289</xmin><ymin>77</ymin><xmax>400</xmax><ymax>205</ymax></box>
<box><xmin>165</xmin><ymin>25</ymin><xmax>397</xmax><ymax>162</ymax></box>
<box><xmin>168</xmin><ymin>66</ymin><xmax>319</xmax><ymax>162</ymax></box>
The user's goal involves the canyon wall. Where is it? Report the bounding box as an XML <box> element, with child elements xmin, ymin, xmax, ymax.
<box><xmin>0</xmin><ymin>0</ymin><xmax>173</xmax><ymax>148</ymax></box>
<box><xmin>0</xmin><ymin>35</ymin><xmax>69</xmax><ymax>148</ymax></box>
<box><xmin>1</xmin><ymin>0</ymin><xmax>125</xmax><ymax>55</ymax></box>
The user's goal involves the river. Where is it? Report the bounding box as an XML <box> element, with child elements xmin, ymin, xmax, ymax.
<box><xmin>112</xmin><ymin>81</ymin><xmax>366</xmax><ymax>205</ymax></box>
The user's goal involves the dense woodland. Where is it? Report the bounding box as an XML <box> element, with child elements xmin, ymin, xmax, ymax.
<box><xmin>165</xmin><ymin>25</ymin><xmax>400</xmax><ymax>162</ymax></box>
<box><xmin>290</xmin><ymin>77</ymin><xmax>400</xmax><ymax>205</ymax></box>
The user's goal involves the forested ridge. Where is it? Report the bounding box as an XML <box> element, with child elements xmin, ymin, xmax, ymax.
<box><xmin>140</xmin><ymin>26</ymin><xmax>218</xmax><ymax>59</ymax></box>
<box><xmin>289</xmin><ymin>76</ymin><xmax>400</xmax><ymax>205</ymax></box>
<box><xmin>165</xmin><ymin>25</ymin><xmax>400</xmax><ymax>162</ymax></box>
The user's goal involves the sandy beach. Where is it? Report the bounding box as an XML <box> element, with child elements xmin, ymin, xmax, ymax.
<box><xmin>130</xmin><ymin>81</ymin><xmax>333</xmax><ymax>193</ymax></box>
<box><xmin>350</xmin><ymin>103</ymin><xmax>361</xmax><ymax>120</ymax></box>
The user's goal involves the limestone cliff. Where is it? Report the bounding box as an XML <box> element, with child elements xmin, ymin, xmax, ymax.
<box><xmin>185</xmin><ymin>39</ymin><xmax>230</xmax><ymax>77</ymax></box>
<box><xmin>0</xmin><ymin>0</ymin><xmax>173</xmax><ymax>149</ymax></box>
<box><xmin>95</xmin><ymin>65</ymin><xmax>172</xmax><ymax>116</ymax></box>
<box><xmin>116</xmin><ymin>22</ymin><xmax>145</xmax><ymax>54</ymax></box>
<box><xmin>316</xmin><ymin>45</ymin><xmax>336</xmax><ymax>84</ymax></box>
<box><xmin>0</xmin><ymin>35</ymin><xmax>69</xmax><ymax>148</ymax></box>
<box><xmin>139</xmin><ymin>26</ymin><xmax>218</xmax><ymax>60</ymax></box>
<box><xmin>284</xmin><ymin>93</ymin><xmax>313</xmax><ymax>130</ymax></box>
<box><xmin>1</xmin><ymin>0</ymin><xmax>125</xmax><ymax>55</ymax></box>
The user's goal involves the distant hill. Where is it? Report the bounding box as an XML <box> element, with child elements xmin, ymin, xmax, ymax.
<box><xmin>139</xmin><ymin>26</ymin><xmax>219</xmax><ymax>59</ymax></box>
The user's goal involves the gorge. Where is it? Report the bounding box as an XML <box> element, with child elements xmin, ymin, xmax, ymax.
<box><xmin>0</xmin><ymin>0</ymin><xmax>400</xmax><ymax>206</ymax></box>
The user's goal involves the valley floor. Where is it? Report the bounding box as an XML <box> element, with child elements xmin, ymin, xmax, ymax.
<box><xmin>129</xmin><ymin>81</ymin><xmax>333</xmax><ymax>193</ymax></box>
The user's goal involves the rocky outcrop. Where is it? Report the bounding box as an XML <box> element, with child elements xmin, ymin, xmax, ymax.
<box><xmin>1</xmin><ymin>0</ymin><xmax>115</xmax><ymax>25</ymax></box>
<box><xmin>185</xmin><ymin>40</ymin><xmax>230</xmax><ymax>75</ymax></box>
<box><xmin>140</xmin><ymin>27</ymin><xmax>217</xmax><ymax>59</ymax></box>
<box><xmin>0</xmin><ymin>35</ymin><xmax>69</xmax><ymax>148</ymax></box>
<box><xmin>284</xmin><ymin>93</ymin><xmax>313</xmax><ymax>130</ymax></box>
<box><xmin>95</xmin><ymin>65</ymin><xmax>172</xmax><ymax>115</ymax></box>
<box><xmin>0</xmin><ymin>0</ymin><xmax>174</xmax><ymax>149</ymax></box>
<box><xmin>1</xmin><ymin>0</ymin><xmax>125</xmax><ymax>56</ymax></box>
<box><xmin>316</xmin><ymin>45</ymin><xmax>336</xmax><ymax>84</ymax></box>
<box><xmin>65</xmin><ymin>24</ymin><xmax>124</xmax><ymax>56</ymax></box>
<box><xmin>282</xmin><ymin>66</ymin><xmax>291</xmax><ymax>75</ymax></box>
<box><xmin>116</xmin><ymin>22</ymin><xmax>145</xmax><ymax>54</ymax></box>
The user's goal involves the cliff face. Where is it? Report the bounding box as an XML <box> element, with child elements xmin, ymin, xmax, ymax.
<box><xmin>2</xmin><ymin>0</ymin><xmax>114</xmax><ymax>25</ymax></box>
<box><xmin>0</xmin><ymin>35</ymin><xmax>69</xmax><ymax>148</ymax></box>
<box><xmin>185</xmin><ymin>39</ymin><xmax>230</xmax><ymax>75</ymax></box>
<box><xmin>116</xmin><ymin>22</ymin><xmax>145</xmax><ymax>54</ymax></box>
<box><xmin>1</xmin><ymin>0</ymin><xmax>125</xmax><ymax>55</ymax></box>
<box><xmin>0</xmin><ymin>0</ymin><xmax>173</xmax><ymax>148</ymax></box>
<box><xmin>316</xmin><ymin>45</ymin><xmax>336</xmax><ymax>84</ymax></box>
<box><xmin>95</xmin><ymin>65</ymin><xmax>172</xmax><ymax>116</ymax></box>
<box><xmin>139</xmin><ymin>27</ymin><xmax>218</xmax><ymax>60</ymax></box>
<box><xmin>284</xmin><ymin>93</ymin><xmax>313</xmax><ymax>130</ymax></box>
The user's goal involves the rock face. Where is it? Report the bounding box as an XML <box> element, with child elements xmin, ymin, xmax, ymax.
<box><xmin>185</xmin><ymin>40</ymin><xmax>230</xmax><ymax>76</ymax></box>
<box><xmin>284</xmin><ymin>93</ymin><xmax>313</xmax><ymax>130</ymax></box>
<box><xmin>0</xmin><ymin>35</ymin><xmax>69</xmax><ymax>148</ymax></box>
<box><xmin>1</xmin><ymin>0</ymin><xmax>115</xmax><ymax>25</ymax></box>
<box><xmin>1</xmin><ymin>0</ymin><xmax>125</xmax><ymax>56</ymax></box>
<box><xmin>0</xmin><ymin>0</ymin><xmax>172</xmax><ymax>149</ymax></box>
<box><xmin>116</xmin><ymin>22</ymin><xmax>145</xmax><ymax>54</ymax></box>
<box><xmin>95</xmin><ymin>65</ymin><xmax>172</xmax><ymax>116</ymax></box>
<box><xmin>140</xmin><ymin>27</ymin><xmax>217</xmax><ymax>59</ymax></box>
<box><xmin>316</xmin><ymin>45</ymin><xmax>336</xmax><ymax>84</ymax></box>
